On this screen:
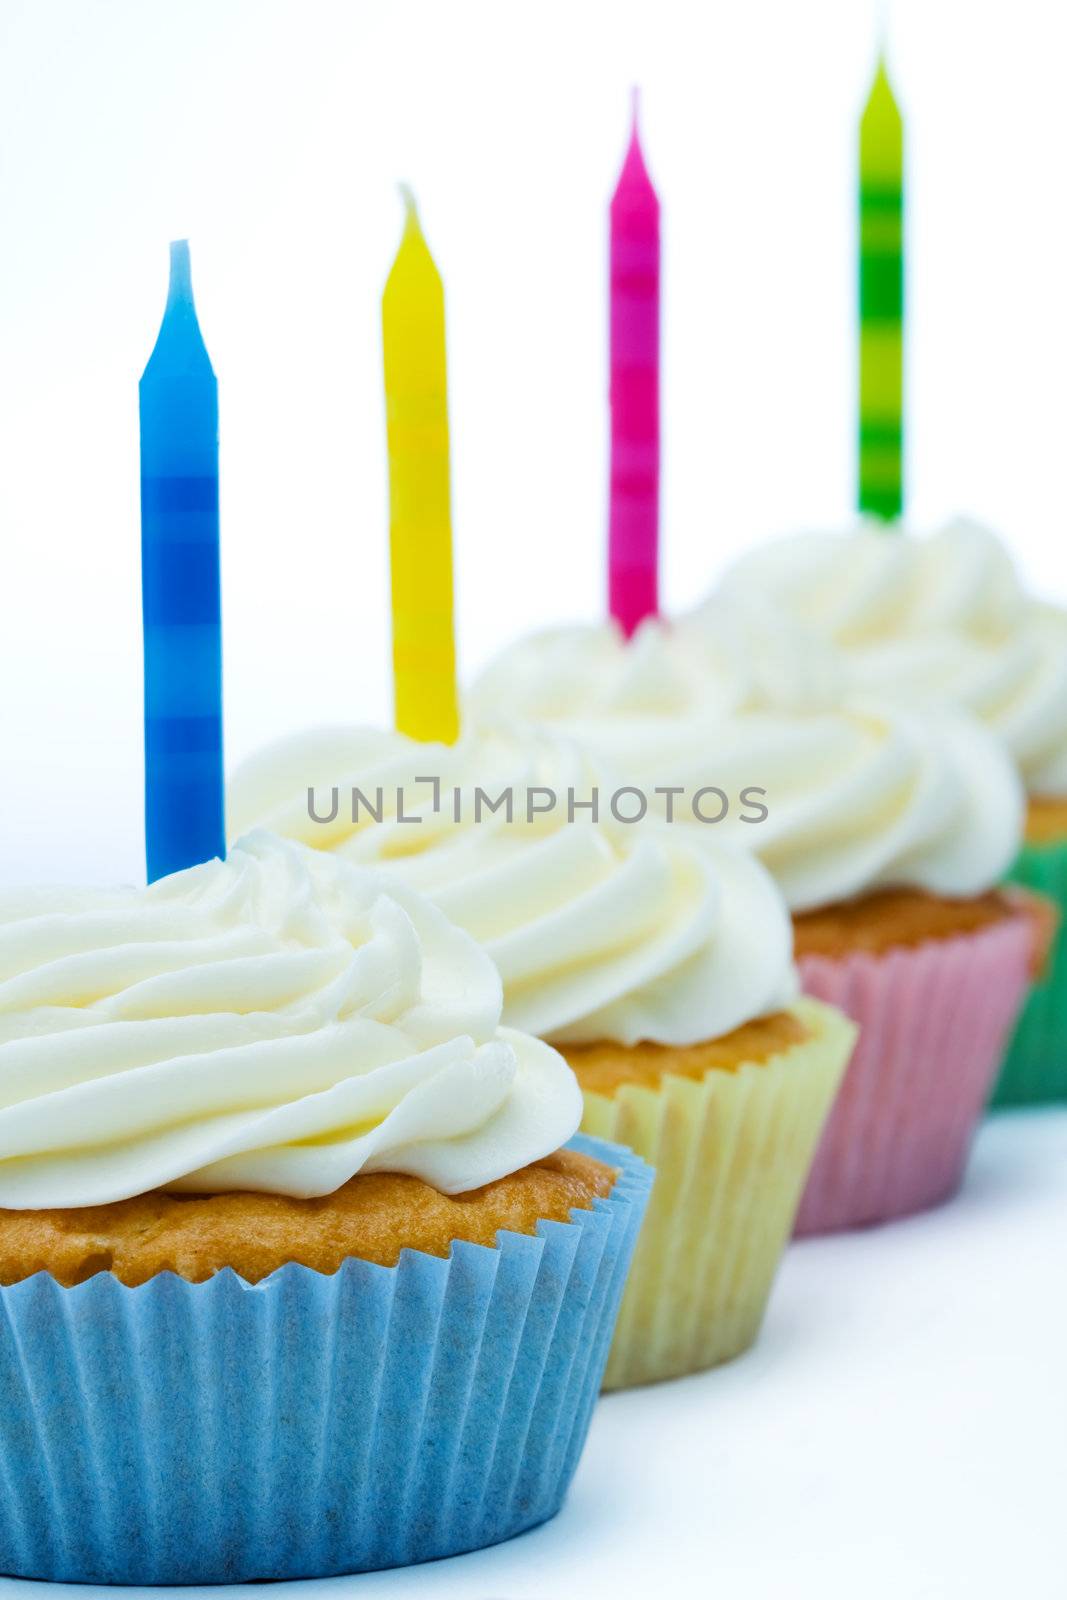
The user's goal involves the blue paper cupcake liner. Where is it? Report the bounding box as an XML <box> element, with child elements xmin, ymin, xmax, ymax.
<box><xmin>0</xmin><ymin>1134</ymin><xmax>651</xmax><ymax>1586</ymax></box>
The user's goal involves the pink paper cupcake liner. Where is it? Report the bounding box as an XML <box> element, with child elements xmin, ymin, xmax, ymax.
<box><xmin>795</xmin><ymin>913</ymin><xmax>1034</xmax><ymax>1234</ymax></box>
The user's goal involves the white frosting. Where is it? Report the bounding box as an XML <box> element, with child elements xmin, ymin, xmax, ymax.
<box><xmin>469</xmin><ymin>607</ymin><xmax>843</xmax><ymax>724</ymax></box>
<box><xmin>229</xmin><ymin>726</ymin><xmax>799</xmax><ymax>1046</ymax></box>
<box><xmin>468</xmin><ymin>602</ymin><xmax>1025</xmax><ymax>912</ymax></box>
<box><xmin>550</xmin><ymin>699</ymin><xmax>1023</xmax><ymax>913</ymax></box>
<box><xmin>0</xmin><ymin>832</ymin><xmax>582</xmax><ymax>1209</ymax></box>
<box><xmin>721</xmin><ymin>517</ymin><xmax>1067</xmax><ymax>795</ymax></box>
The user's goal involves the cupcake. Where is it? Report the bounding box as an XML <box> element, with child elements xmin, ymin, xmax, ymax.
<box><xmin>721</xmin><ymin>516</ymin><xmax>1067</xmax><ymax>1104</ymax></box>
<box><xmin>0</xmin><ymin>832</ymin><xmax>650</xmax><ymax>1583</ymax></box>
<box><xmin>231</xmin><ymin>728</ymin><xmax>855</xmax><ymax>1386</ymax></box>
<box><xmin>469</xmin><ymin>608</ymin><xmax>1046</xmax><ymax>1231</ymax></box>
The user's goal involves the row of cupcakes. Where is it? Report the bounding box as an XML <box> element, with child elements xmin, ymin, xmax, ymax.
<box><xmin>0</xmin><ymin>555</ymin><xmax>1052</xmax><ymax>1584</ymax></box>
<box><xmin>5</xmin><ymin>181</ymin><xmax>1059</xmax><ymax>1580</ymax></box>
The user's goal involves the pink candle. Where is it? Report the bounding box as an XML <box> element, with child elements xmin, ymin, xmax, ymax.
<box><xmin>608</xmin><ymin>91</ymin><xmax>660</xmax><ymax>638</ymax></box>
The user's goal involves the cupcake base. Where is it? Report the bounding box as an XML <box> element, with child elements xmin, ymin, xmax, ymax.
<box><xmin>0</xmin><ymin>1135</ymin><xmax>651</xmax><ymax>1586</ymax></box>
<box><xmin>0</xmin><ymin>1148</ymin><xmax>618</xmax><ymax>1287</ymax></box>
<box><xmin>572</xmin><ymin>999</ymin><xmax>855</xmax><ymax>1389</ymax></box>
<box><xmin>796</xmin><ymin>911</ymin><xmax>1034</xmax><ymax>1234</ymax></box>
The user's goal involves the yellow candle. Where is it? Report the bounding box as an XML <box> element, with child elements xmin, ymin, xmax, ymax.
<box><xmin>381</xmin><ymin>187</ymin><xmax>459</xmax><ymax>744</ymax></box>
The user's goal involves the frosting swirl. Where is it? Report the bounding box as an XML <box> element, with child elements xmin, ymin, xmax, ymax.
<box><xmin>229</xmin><ymin>726</ymin><xmax>799</xmax><ymax>1046</ymax></box>
<box><xmin>468</xmin><ymin>603</ymin><xmax>1025</xmax><ymax>912</ymax></box>
<box><xmin>721</xmin><ymin>517</ymin><xmax>1067</xmax><ymax>795</ymax></box>
<box><xmin>547</xmin><ymin>699</ymin><xmax>1023</xmax><ymax>912</ymax></box>
<box><xmin>469</xmin><ymin>606</ymin><xmax>843</xmax><ymax>724</ymax></box>
<box><xmin>0</xmin><ymin>832</ymin><xmax>581</xmax><ymax>1208</ymax></box>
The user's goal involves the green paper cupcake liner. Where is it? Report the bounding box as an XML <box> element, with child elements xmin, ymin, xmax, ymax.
<box><xmin>995</xmin><ymin>836</ymin><xmax>1067</xmax><ymax>1105</ymax></box>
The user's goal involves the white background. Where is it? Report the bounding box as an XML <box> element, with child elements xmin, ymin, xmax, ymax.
<box><xmin>2</xmin><ymin>0</ymin><xmax>1067</xmax><ymax>882</ymax></box>
<box><xmin>1</xmin><ymin>5</ymin><xmax>1065</xmax><ymax>1596</ymax></box>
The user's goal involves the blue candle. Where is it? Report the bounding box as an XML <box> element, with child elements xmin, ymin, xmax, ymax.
<box><xmin>139</xmin><ymin>239</ymin><xmax>224</xmax><ymax>882</ymax></box>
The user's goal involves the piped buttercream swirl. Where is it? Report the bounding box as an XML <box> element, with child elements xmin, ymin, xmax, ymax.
<box><xmin>721</xmin><ymin>517</ymin><xmax>1067</xmax><ymax>795</ymax></box>
<box><xmin>467</xmin><ymin>600</ymin><xmax>1025</xmax><ymax>911</ymax></box>
<box><xmin>0</xmin><ymin>832</ymin><xmax>582</xmax><ymax>1208</ymax></box>
<box><xmin>229</xmin><ymin>725</ymin><xmax>799</xmax><ymax>1046</ymax></box>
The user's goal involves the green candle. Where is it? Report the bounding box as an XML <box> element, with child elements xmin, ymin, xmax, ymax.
<box><xmin>858</xmin><ymin>56</ymin><xmax>904</xmax><ymax>520</ymax></box>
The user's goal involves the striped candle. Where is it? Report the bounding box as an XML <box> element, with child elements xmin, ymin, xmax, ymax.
<box><xmin>139</xmin><ymin>240</ymin><xmax>224</xmax><ymax>882</ymax></box>
<box><xmin>608</xmin><ymin>92</ymin><xmax>660</xmax><ymax>637</ymax></box>
<box><xmin>858</xmin><ymin>56</ymin><xmax>904</xmax><ymax>520</ymax></box>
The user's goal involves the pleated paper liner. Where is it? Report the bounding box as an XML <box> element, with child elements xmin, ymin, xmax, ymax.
<box><xmin>577</xmin><ymin>998</ymin><xmax>855</xmax><ymax>1390</ymax></box>
<box><xmin>0</xmin><ymin>1134</ymin><xmax>652</xmax><ymax>1586</ymax></box>
<box><xmin>994</xmin><ymin>837</ymin><xmax>1067</xmax><ymax>1104</ymax></box>
<box><xmin>796</xmin><ymin>912</ymin><xmax>1034</xmax><ymax>1235</ymax></box>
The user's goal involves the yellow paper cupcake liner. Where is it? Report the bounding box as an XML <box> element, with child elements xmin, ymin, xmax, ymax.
<box><xmin>575</xmin><ymin>998</ymin><xmax>856</xmax><ymax>1389</ymax></box>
